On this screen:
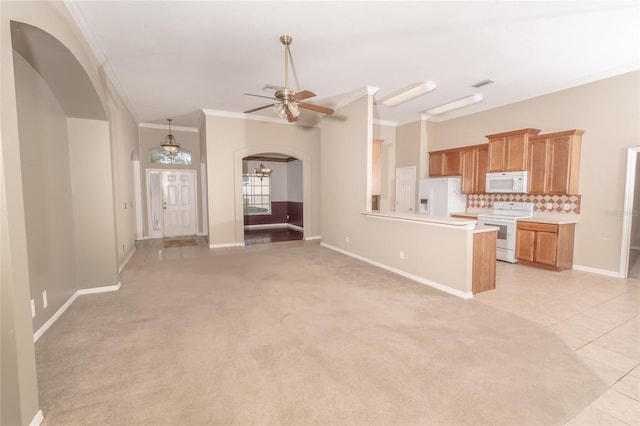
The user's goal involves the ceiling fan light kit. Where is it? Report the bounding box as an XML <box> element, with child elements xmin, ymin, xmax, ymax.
<box><xmin>424</xmin><ymin>94</ymin><xmax>484</xmax><ymax>115</ymax></box>
<box><xmin>161</xmin><ymin>118</ymin><xmax>180</xmax><ymax>152</ymax></box>
<box><xmin>243</xmin><ymin>35</ymin><xmax>334</xmax><ymax>123</ymax></box>
<box><xmin>381</xmin><ymin>82</ymin><xmax>437</xmax><ymax>107</ymax></box>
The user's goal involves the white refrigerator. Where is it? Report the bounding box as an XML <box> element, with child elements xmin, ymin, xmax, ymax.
<box><xmin>418</xmin><ymin>177</ymin><xmax>467</xmax><ymax>217</ymax></box>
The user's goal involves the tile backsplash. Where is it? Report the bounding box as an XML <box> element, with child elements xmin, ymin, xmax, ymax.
<box><xmin>468</xmin><ymin>194</ymin><xmax>581</xmax><ymax>214</ymax></box>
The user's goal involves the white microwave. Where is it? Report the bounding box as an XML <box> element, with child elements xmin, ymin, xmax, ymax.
<box><xmin>486</xmin><ymin>171</ymin><xmax>528</xmax><ymax>193</ymax></box>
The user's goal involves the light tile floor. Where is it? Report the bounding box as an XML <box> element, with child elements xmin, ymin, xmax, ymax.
<box><xmin>474</xmin><ymin>262</ymin><xmax>640</xmax><ymax>426</ymax></box>
<box><xmin>135</xmin><ymin>238</ymin><xmax>640</xmax><ymax>425</ymax></box>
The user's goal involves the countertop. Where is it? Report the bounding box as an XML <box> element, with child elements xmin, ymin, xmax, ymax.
<box><xmin>362</xmin><ymin>211</ymin><xmax>476</xmax><ymax>228</ymax></box>
<box><xmin>451</xmin><ymin>210</ymin><xmax>580</xmax><ymax>225</ymax></box>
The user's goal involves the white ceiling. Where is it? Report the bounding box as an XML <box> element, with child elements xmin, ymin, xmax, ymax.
<box><xmin>66</xmin><ymin>1</ymin><xmax>640</xmax><ymax>129</ymax></box>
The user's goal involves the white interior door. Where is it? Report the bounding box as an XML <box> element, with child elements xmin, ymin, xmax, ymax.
<box><xmin>162</xmin><ymin>171</ymin><xmax>197</xmax><ymax>237</ymax></box>
<box><xmin>395</xmin><ymin>166</ymin><xmax>416</xmax><ymax>213</ymax></box>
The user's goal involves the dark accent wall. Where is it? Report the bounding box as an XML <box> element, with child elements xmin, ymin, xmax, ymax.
<box><xmin>244</xmin><ymin>201</ymin><xmax>303</xmax><ymax>227</ymax></box>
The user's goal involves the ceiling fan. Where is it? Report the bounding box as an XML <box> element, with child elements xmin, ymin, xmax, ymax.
<box><xmin>244</xmin><ymin>35</ymin><xmax>334</xmax><ymax>123</ymax></box>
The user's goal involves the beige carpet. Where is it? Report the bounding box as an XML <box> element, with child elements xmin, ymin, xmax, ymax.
<box><xmin>36</xmin><ymin>242</ymin><xmax>606</xmax><ymax>425</ymax></box>
<box><xmin>163</xmin><ymin>237</ymin><xmax>198</xmax><ymax>248</ymax></box>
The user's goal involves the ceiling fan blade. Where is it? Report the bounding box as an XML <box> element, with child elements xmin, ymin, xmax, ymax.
<box><xmin>245</xmin><ymin>104</ymin><xmax>275</xmax><ymax>113</ymax></box>
<box><xmin>299</xmin><ymin>102</ymin><xmax>334</xmax><ymax>115</ymax></box>
<box><xmin>285</xmin><ymin>106</ymin><xmax>298</xmax><ymax>122</ymax></box>
<box><xmin>243</xmin><ymin>93</ymin><xmax>276</xmax><ymax>100</ymax></box>
<box><xmin>293</xmin><ymin>90</ymin><xmax>316</xmax><ymax>102</ymax></box>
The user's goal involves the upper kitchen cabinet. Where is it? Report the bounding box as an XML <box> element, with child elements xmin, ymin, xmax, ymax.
<box><xmin>528</xmin><ymin>130</ymin><xmax>584</xmax><ymax>195</ymax></box>
<box><xmin>461</xmin><ymin>144</ymin><xmax>488</xmax><ymax>194</ymax></box>
<box><xmin>429</xmin><ymin>148</ymin><xmax>462</xmax><ymax>177</ymax></box>
<box><xmin>486</xmin><ymin>128</ymin><xmax>541</xmax><ymax>172</ymax></box>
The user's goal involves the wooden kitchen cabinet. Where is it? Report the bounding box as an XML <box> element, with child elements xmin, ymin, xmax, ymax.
<box><xmin>461</xmin><ymin>144</ymin><xmax>488</xmax><ymax>194</ymax></box>
<box><xmin>429</xmin><ymin>148</ymin><xmax>462</xmax><ymax>177</ymax></box>
<box><xmin>528</xmin><ymin>130</ymin><xmax>584</xmax><ymax>195</ymax></box>
<box><xmin>516</xmin><ymin>221</ymin><xmax>575</xmax><ymax>271</ymax></box>
<box><xmin>486</xmin><ymin>128</ymin><xmax>541</xmax><ymax>172</ymax></box>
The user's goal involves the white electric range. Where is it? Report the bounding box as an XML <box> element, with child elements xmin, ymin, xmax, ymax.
<box><xmin>477</xmin><ymin>202</ymin><xmax>534</xmax><ymax>263</ymax></box>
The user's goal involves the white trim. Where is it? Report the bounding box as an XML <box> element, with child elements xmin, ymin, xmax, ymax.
<box><xmin>243</xmin><ymin>223</ymin><xmax>304</xmax><ymax>232</ymax></box>
<box><xmin>373</xmin><ymin>119</ymin><xmax>398</xmax><ymax>127</ymax></box>
<box><xmin>132</xmin><ymin>160</ymin><xmax>143</xmax><ymax>240</ymax></box>
<box><xmin>29</xmin><ymin>410</ymin><xmax>44</xmax><ymax>426</ymax></box>
<box><xmin>572</xmin><ymin>264</ymin><xmax>624</xmax><ymax>278</ymax></box>
<box><xmin>332</xmin><ymin>86</ymin><xmax>379</xmax><ymax>111</ymax></box>
<box><xmin>305</xmin><ymin>236</ymin><xmax>322</xmax><ymax>241</ymax></box>
<box><xmin>320</xmin><ymin>242</ymin><xmax>473</xmax><ymax>299</ymax></box>
<box><xmin>63</xmin><ymin>1</ymin><xmax>141</xmax><ymax>124</ymax></box>
<box><xmin>139</xmin><ymin>122</ymin><xmax>199</xmax><ymax>133</ymax></box>
<box><xmin>78</xmin><ymin>282</ymin><xmax>122</xmax><ymax>295</ymax></box>
<box><xmin>244</xmin><ymin>223</ymin><xmax>288</xmax><ymax>230</ymax></box>
<box><xmin>209</xmin><ymin>242</ymin><xmax>245</xmax><ymax>249</ymax></box>
<box><xmin>118</xmin><ymin>248</ymin><xmax>136</xmax><ymax>273</ymax></box>
<box><xmin>620</xmin><ymin>147</ymin><xmax>640</xmax><ymax>278</ymax></box>
<box><xmin>33</xmin><ymin>283</ymin><xmax>121</xmax><ymax>342</ymax></box>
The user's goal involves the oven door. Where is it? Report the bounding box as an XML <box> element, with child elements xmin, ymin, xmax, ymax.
<box><xmin>477</xmin><ymin>216</ymin><xmax>516</xmax><ymax>250</ymax></box>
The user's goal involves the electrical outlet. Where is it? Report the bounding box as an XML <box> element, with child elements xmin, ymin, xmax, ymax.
<box><xmin>42</xmin><ymin>290</ymin><xmax>48</xmax><ymax>309</ymax></box>
<box><xmin>346</xmin><ymin>237</ymin><xmax>350</xmax><ymax>243</ymax></box>
<box><xmin>31</xmin><ymin>299</ymin><xmax>35</xmax><ymax>318</ymax></box>
<box><xmin>545</xmin><ymin>203</ymin><xmax>552</xmax><ymax>210</ymax></box>
<box><xmin>563</xmin><ymin>203</ymin><xmax>570</xmax><ymax>211</ymax></box>
<box><xmin>480</xmin><ymin>200</ymin><xmax>485</xmax><ymax>207</ymax></box>
<box><xmin>399</xmin><ymin>251</ymin><xmax>404</xmax><ymax>259</ymax></box>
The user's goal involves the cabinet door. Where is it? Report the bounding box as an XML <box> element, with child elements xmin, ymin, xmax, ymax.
<box><xmin>461</xmin><ymin>149</ymin><xmax>475</xmax><ymax>194</ymax></box>
<box><xmin>429</xmin><ymin>152</ymin><xmax>445</xmax><ymax>176</ymax></box>
<box><xmin>547</xmin><ymin>136</ymin><xmax>572</xmax><ymax>194</ymax></box>
<box><xmin>516</xmin><ymin>229</ymin><xmax>535</xmax><ymax>261</ymax></box>
<box><xmin>487</xmin><ymin>138</ymin><xmax>505</xmax><ymax>172</ymax></box>
<box><xmin>444</xmin><ymin>150</ymin><xmax>462</xmax><ymax>176</ymax></box>
<box><xmin>535</xmin><ymin>231</ymin><xmax>558</xmax><ymax>265</ymax></box>
<box><xmin>475</xmin><ymin>145</ymin><xmax>488</xmax><ymax>193</ymax></box>
<box><xmin>528</xmin><ymin>139</ymin><xmax>548</xmax><ymax>193</ymax></box>
<box><xmin>505</xmin><ymin>134</ymin><xmax>527</xmax><ymax>171</ymax></box>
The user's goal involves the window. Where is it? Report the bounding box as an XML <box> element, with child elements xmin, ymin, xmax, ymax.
<box><xmin>149</xmin><ymin>147</ymin><xmax>192</xmax><ymax>165</ymax></box>
<box><xmin>243</xmin><ymin>174</ymin><xmax>271</xmax><ymax>214</ymax></box>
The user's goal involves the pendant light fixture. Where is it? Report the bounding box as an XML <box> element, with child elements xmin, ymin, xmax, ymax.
<box><xmin>253</xmin><ymin>163</ymin><xmax>272</xmax><ymax>180</ymax></box>
<box><xmin>161</xmin><ymin>118</ymin><xmax>180</xmax><ymax>153</ymax></box>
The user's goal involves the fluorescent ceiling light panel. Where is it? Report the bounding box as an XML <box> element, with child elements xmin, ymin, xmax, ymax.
<box><xmin>381</xmin><ymin>82</ymin><xmax>437</xmax><ymax>107</ymax></box>
<box><xmin>425</xmin><ymin>94</ymin><xmax>484</xmax><ymax>115</ymax></box>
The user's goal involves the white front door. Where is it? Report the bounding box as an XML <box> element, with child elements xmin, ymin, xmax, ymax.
<box><xmin>162</xmin><ymin>171</ymin><xmax>197</xmax><ymax>237</ymax></box>
<box><xmin>395</xmin><ymin>166</ymin><xmax>416</xmax><ymax>213</ymax></box>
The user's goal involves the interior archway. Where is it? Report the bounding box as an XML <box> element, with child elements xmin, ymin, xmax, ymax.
<box><xmin>242</xmin><ymin>153</ymin><xmax>304</xmax><ymax>245</ymax></box>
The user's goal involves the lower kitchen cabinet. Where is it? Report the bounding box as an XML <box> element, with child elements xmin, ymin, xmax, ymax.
<box><xmin>516</xmin><ymin>221</ymin><xmax>575</xmax><ymax>271</ymax></box>
<box><xmin>473</xmin><ymin>229</ymin><xmax>497</xmax><ymax>294</ymax></box>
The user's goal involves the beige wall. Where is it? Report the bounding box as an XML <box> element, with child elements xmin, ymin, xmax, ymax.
<box><xmin>1</xmin><ymin>2</ymin><xmax>138</xmax><ymax>423</ymax></box>
<box><xmin>68</xmin><ymin>118</ymin><xmax>119</xmax><ymax>288</ymax></box>
<box><xmin>204</xmin><ymin>114</ymin><xmax>321</xmax><ymax>246</ymax></box>
<box><xmin>320</xmin><ymin>94</ymin><xmax>473</xmax><ymax>295</ymax></box>
<box><xmin>373</xmin><ymin>123</ymin><xmax>397</xmax><ymax>212</ymax></box>
<box><xmin>428</xmin><ymin>71</ymin><xmax>640</xmax><ymax>274</ymax></box>
<box><xmin>138</xmin><ymin>126</ymin><xmax>202</xmax><ymax>236</ymax></box>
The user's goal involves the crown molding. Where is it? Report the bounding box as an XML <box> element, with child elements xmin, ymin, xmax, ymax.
<box><xmin>63</xmin><ymin>1</ymin><xmax>141</xmax><ymax>125</ymax></box>
<box><xmin>139</xmin><ymin>123</ymin><xmax>199</xmax><ymax>133</ymax></box>
<box><xmin>373</xmin><ymin>119</ymin><xmax>398</xmax><ymax>127</ymax></box>
<box><xmin>332</xmin><ymin>86</ymin><xmax>380</xmax><ymax>111</ymax></box>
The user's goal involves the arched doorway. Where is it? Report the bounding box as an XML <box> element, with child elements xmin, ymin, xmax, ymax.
<box><xmin>242</xmin><ymin>153</ymin><xmax>303</xmax><ymax>245</ymax></box>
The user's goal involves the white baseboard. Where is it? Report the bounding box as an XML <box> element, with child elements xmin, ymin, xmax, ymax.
<box><xmin>33</xmin><ymin>283</ymin><xmax>121</xmax><ymax>342</ymax></box>
<box><xmin>119</xmin><ymin>248</ymin><xmax>136</xmax><ymax>273</ymax></box>
<box><xmin>320</xmin><ymin>242</ymin><xmax>473</xmax><ymax>299</ymax></box>
<box><xmin>244</xmin><ymin>223</ymin><xmax>288</xmax><ymax>229</ymax></box>
<box><xmin>572</xmin><ymin>264</ymin><xmax>624</xmax><ymax>278</ymax></box>
<box><xmin>305</xmin><ymin>236</ymin><xmax>321</xmax><ymax>241</ymax></box>
<box><xmin>29</xmin><ymin>410</ymin><xmax>43</xmax><ymax>426</ymax></box>
<box><xmin>209</xmin><ymin>242</ymin><xmax>245</xmax><ymax>249</ymax></box>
